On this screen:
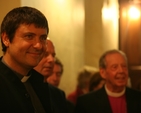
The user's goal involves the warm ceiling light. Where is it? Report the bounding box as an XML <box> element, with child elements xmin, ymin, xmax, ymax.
<box><xmin>128</xmin><ymin>6</ymin><xmax>140</xmax><ymax>19</ymax></box>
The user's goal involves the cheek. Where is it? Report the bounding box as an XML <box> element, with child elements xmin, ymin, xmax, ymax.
<box><xmin>57</xmin><ymin>77</ymin><xmax>61</xmax><ymax>81</ymax></box>
<box><xmin>100</xmin><ymin>69</ymin><xmax>106</xmax><ymax>79</ymax></box>
<box><xmin>42</xmin><ymin>44</ymin><xmax>47</xmax><ymax>53</ymax></box>
<box><xmin>38</xmin><ymin>61</ymin><xmax>45</xmax><ymax>68</ymax></box>
<box><xmin>40</xmin><ymin>58</ymin><xmax>48</xmax><ymax>65</ymax></box>
<box><xmin>125</xmin><ymin>71</ymin><xmax>129</xmax><ymax>75</ymax></box>
<box><xmin>106</xmin><ymin>72</ymin><xmax>115</xmax><ymax>80</ymax></box>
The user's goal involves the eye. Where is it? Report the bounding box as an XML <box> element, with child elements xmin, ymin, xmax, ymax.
<box><xmin>111</xmin><ymin>65</ymin><xmax>118</xmax><ymax>70</ymax></box>
<box><xmin>23</xmin><ymin>32</ymin><xmax>35</xmax><ymax>40</ymax></box>
<box><xmin>122</xmin><ymin>64</ymin><xmax>127</xmax><ymax>68</ymax></box>
<box><xmin>40</xmin><ymin>35</ymin><xmax>47</xmax><ymax>41</ymax></box>
<box><xmin>24</xmin><ymin>34</ymin><xmax>34</xmax><ymax>40</ymax></box>
<box><xmin>52</xmin><ymin>53</ymin><xmax>56</xmax><ymax>58</ymax></box>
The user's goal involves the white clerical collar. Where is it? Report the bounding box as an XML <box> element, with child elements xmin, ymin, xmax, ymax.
<box><xmin>21</xmin><ymin>75</ymin><xmax>31</xmax><ymax>83</ymax></box>
<box><xmin>105</xmin><ymin>84</ymin><xmax>125</xmax><ymax>97</ymax></box>
<box><xmin>1</xmin><ymin>57</ymin><xmax>31</xmax><ymax>83</ymax></box>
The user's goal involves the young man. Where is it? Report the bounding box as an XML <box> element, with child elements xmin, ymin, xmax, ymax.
<box><xmin>75</xmin><ymin>50</ymin><xmax>141</xmax><ymax>113</ymax></box>
<box><xmin>34</xmin><ymin>39</ymin><xmax>68</xmax><ymax>113</ymax></box>
<box><xmin>0</xmin><ymin>6</ymin><xmax>67</xmax><ymax>113</ymax></box>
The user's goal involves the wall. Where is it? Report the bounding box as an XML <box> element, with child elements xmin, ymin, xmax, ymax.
<box><xmin>85</xmin><ymin>0</ymin><xmax>103</xmax><ymax>68</ymax></box>
<box><xmin>0</xmin><ymin>0</ymin><xmax>21</xmax><ymax>55</ymax></box>
<box><xmin>102</xmin><ymin>0</ymin><xmax>119</xmax><ymax>51</ymax></box>
<box><xmin>85</xmin><ymin>0</ymin><xmax>119</xmax><ymax>68</ymax></box>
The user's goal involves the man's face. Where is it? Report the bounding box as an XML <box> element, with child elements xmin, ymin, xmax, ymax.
<box><xmin>100</xmin><ymin>53</ymin><xmax>128</xmax><ymax>91</ymax></box>
<box><xmin>47</xmin><ymin>64</ymin><xmax>62</xmax><ymax>87</ymax></box>
<box><xmin>34</xmin><ymin>40</ymin><xmax>55</xmax><ymax>77</ymax></box>
<box><xmin>3</xmin><ymin>24</ymin><xmax>47</xmax><ymax>72</ymax></box>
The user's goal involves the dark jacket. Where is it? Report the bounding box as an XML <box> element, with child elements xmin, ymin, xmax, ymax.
<box><xmin>75</xmin><ymin>86</ymin><xmax>141</xmax><ymax>113</ymax></box>
<box><xmin>0</xmin><ymin>60</ymin><xmax>68</xmax><ymax>113</ymax></box>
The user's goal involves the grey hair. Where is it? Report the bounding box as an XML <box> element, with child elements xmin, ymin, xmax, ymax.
<box><xmin>99</xmin><ymin>49</ymin><xmax>127</xmax><ymax>68</ymax></box>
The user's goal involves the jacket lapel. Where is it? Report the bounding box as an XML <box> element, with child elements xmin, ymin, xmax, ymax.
<box><xmin>29</xmin><ymin>69</ymin><xmax>53</xmax><ymax>113</ymax></box>
<box><xmin>96</xmin><ymin>87</ymin><xmax>113</xmax><ymax>113</ymax></box>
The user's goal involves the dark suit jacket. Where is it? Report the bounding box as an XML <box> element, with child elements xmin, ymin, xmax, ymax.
<box><xmin>0</xmin><ymin>60</ymin><xmax>68</xmax><ymax>113</ymax></box>
<box><xmin>75</xmin><ymin>86</ymin><xmax>141</xmax><ymax>113</ymax></box>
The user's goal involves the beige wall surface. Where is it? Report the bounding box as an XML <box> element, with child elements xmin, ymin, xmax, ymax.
<box><xmin>102</xmin><ymin>0</ymin><xmax>119</xmax><ymax>51</ymax></box>
<box><xmin>0</xmin><ymin>0</ymin><xmax>21</xmax><ymax>56</ymax></box>
<box><xmin>85</xmin><ymin>0</ymin><xmax>104</xmax><ymax>68</ymax></box>
<box><xmin>0</xmin><ymin>0</ymin><xmax>119</xmax><ymax>95</ymax></box>
<box><xmin>85</xmin><ymin>0</ymin><xmax>119</xmax><ymax>68</ymax></box>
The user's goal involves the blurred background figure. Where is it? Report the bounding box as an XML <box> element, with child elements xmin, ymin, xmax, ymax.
<box><xmin>34</xmin><ymin>39</ymin><xmax>69</xmax><ymax>113</ymax></box>
<box><xmin>47</xmin><ymin>57</ymin><xmax>63</xmax><ymax>87</ymax></box>
<box><xmin>89</xmin><ymin>71</ymin><xmax>105</xmax><ymax>92</ymax></box>
<box><xmin>47</xmin><ymin>57</ymin><xmax>74</xmax><ymax>113</ymax></box>
<box><xmin>34</xmin><ymin>38</ymin><xmax>55</xmax><ymax>82</ymax></box>
<box><xmin>67</xmin><ymin>66</ymin><xmax>96</xmax><ymax>105</ymax></box>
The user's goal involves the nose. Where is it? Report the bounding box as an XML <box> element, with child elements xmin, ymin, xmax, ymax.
<box><xmin>118</xmin><ymin>65</ymin><xmax>124</xmax><ymax>73</ymax></box>
<box><xmin>48</xmin><ymin>54</ymin><xmax>55</xmax><ymax>63</ymax></box>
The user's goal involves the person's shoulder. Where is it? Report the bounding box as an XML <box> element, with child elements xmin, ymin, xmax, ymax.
<box><xmin>31</xmin><ymin>69</ymin><xmax>41</xmax><ymax>75</ymax></box>
<box><xmin>48</xmin><ymin>84</ymin><xmax>67</xmax><ymax>107</ymax></box>
<box><xmin>30</xmin><ymin>69</ymin><xmax>44</xmax><ymax>81</ymax></box>
<box><xmin>75</xmin><ymin>90</ymin><xmax>101</xmax><ymax>109</ymax></box>
<box><xmin>126</xmin><ymin>87</ymin><xmax>141</xmax><ymax>95</ymax></box>
<box><xmin>77</xmin><ymin>87</ymin><xmax>104</xmax><ymax>102</ymax></box>
<box><xmin>126</xmin><ymin>87</ymin><xmax>141</xmax><ymax>100</ymax></box>
<box><xmin>126</xmin><ymin>87</ymin><xmax>141</xmax><ymax>105</ymax></box>
<box><xmin>48</xmin><ymin>83</ymin><xmax>65</xmax><ymax>95</ymax></box>
<box><xmin>0</xmin><ymin>57</ymin><xmax>10</xmax><ymax>73</ymax></box>
<box><xmin>67</xmin><ymin>100</ymin><xmax>75</xmax><ymax>113</ymax></box>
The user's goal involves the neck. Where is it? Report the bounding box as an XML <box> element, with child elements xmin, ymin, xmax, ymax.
<box><xmin>2</xmin><ymin>55</ymin><xmax>30</xmax><ymax>76</ymax></box>
<box><xmin>105</xmin><ymin>84</ymin><xmax>125</xmax><ymax>97</ymax></box>
<box><xmin>105</xmin><ymin>83</ymin><xmax>125</xmax><ymax>93</ymax></box>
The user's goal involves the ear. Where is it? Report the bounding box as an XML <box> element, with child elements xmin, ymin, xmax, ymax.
<box><xmin>1</xmin><ymin>32</ymin><xmax>10</xmax><ymax>47</ymax></box>
<box><xmin>100</xmin><ymin>68</ymin><xmax>106</xmax><ymax>79</ymax></box>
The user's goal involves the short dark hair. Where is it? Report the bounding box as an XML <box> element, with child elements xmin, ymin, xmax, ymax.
<box><xmin>55</xmin><ymin>57</ymin><xmax>63</xmax><ymax>74</ymax></box>
<box><xmin>99</xmin><ymin>49</ymin><xmax>127</xmax><ymax>68</ymax></box>
<box><xmin>1</xmin><ymin>6</ymin><xmax>49</xmax><ymax>52</ymax></box>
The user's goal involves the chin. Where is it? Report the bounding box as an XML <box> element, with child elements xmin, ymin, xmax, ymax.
<box><xmin>43</xmin><ymin>72</ymin><xmax>52</xmax><ymax>77</ymax></box>
<box><xmin>117</xmin><ymin>83</ymin><xmax>126</xmax><ymax>87</ymax></box>
<box><xmin>29</xmin><ymin>62</ymin><xmax>39</xmax><ymax>67</ymax></box>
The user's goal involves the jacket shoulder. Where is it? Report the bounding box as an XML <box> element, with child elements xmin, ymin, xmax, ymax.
<box><xmin>48</xmin><ymin>84</ymin><xmax>65</xmax><ymax>95</ymax></box>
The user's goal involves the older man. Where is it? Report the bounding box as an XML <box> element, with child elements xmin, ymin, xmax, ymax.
<box><xmin>75</xmin><ymin>49</ymin><xmax>141</xmax><ymax>113</ymax></box>
<box><xmin>34</xmin><ymin>39</ymin><xmax>68</xmax><ymax>113</ymax></box>
<box><xmin>34</xmin><ymin>39</ymin><xmax>55</xmax><ymax>82</ymax></box>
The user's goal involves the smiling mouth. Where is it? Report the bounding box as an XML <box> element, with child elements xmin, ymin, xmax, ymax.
<box><xmin>28</xmin><ymin>52</ymin><xmax>42</xmax><ymax>55</ymax></box>
<box><xmin>27</xmin><ymin>53</ymin><xmax>42</xmax><ymax>59</ymax></box>
<box><xmin>116</xmin><ymin>77</ymin><xmax>127</xmax><ymax>82</ymax></box>
<box><xmin>45</xmin><ymin>67</ymin><xmax>53</xmax><ymax>70</ymax></box>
